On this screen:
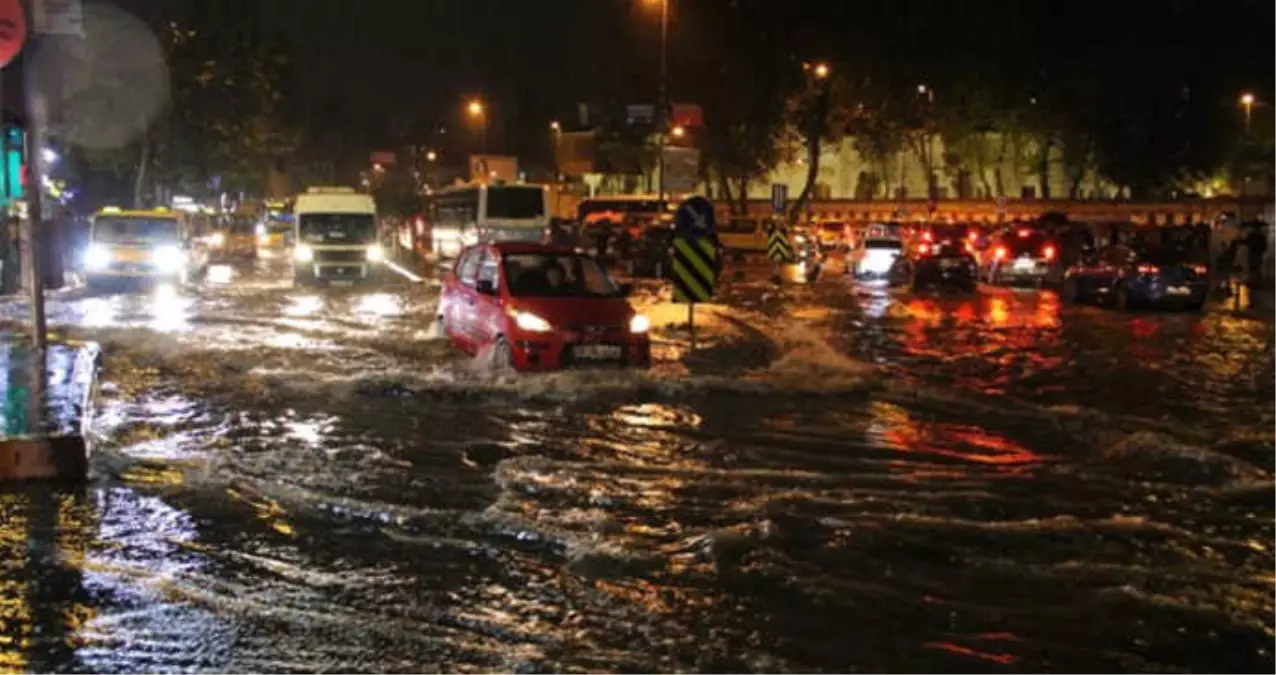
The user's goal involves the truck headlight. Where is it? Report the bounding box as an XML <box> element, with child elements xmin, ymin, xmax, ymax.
<box><xmin>210</xmin><ymin>232</ymin><xmax>225</xmax><ymax>247</ymax></box>
<box><xmin>514</xmin><ymin>311</ymin><xmax>552</xmax><ymax>332</ymax></box>
<box><xmin>629</xmin><ymin>314</ymin><xmax>650</xmax><ymax>334</ymax></box>
<box><xmin>294</xmin><ymin>244</ymin><xmax>314</xmax><ymax>262</ymax></box>
<box><xmin>366</xmin><ymin>244</ymin><xmax>384</xmax><ymax>262</ymax></box>
<box><xmin>84</xmin><ymin>244</ymin><xmax>110</xmax><ymax>270</ymax></box>
<box><xmin>151</xmin><ymin>245</ymin><xmax>186</xmax><ymax>272</ymax></box>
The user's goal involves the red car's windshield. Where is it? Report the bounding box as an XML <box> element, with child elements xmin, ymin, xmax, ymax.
<box><xmin>503</xmin><ymin>253</ymin><xmax>618</xmax><ymax>298</ymax></box>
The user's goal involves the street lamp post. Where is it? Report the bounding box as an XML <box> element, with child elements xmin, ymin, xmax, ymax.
<box><xmin>467</xmin><ymin>99</ymin><xmax>487</xmax><ymax>154</ymax></box>
<box><xmin>549</xmin><ymin>121</ymin><xmax>562</xmax><ymax>179</ymax></box>
<box><xmin>1240</xmin><ymin>92</ymin><xmax>1255</xmax><ymax>135</ymax></box>
<box><xmin>650</xmin><ymin>0</ymin><xmax>669</xmax><ymax>207</ymax></box>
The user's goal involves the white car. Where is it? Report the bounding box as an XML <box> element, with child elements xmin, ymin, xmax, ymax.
<box><xmin>847</xmin><ymin>237</ymin><xmax>903</xmax><ymax>279</ymax></box>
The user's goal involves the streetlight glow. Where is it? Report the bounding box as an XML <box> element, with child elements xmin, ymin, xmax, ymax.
<box><xmin>813</xmin><ymin>62</ymin><xmax>830</xmax><ymax>79</ymax></box>
<box><xmin>671</xmin><ymin>125</ymin><xmax>686</xmax><ymax>138</ymax></box>
<box><xmin>917</xmin><ymin>84</ymin><xmax>928</xmax><ymax>95</ymax></box>
<box><xmin>426</xmin><ymin>150</ymin><xmax>437</xmax><ymax>162</ymax></box>
<box><xmin>1241</xmin><ymin>92</ymin><xmax>1255</xmax><ymax>107</ymax></box>
<box><xmin>549</xmin><ymin>120</ymin><xmax>561</xmax><ymax>131</ymax></box>
<box><xmin>467</xmin><ymin>99</ymin><xmax>484</xmax><ymax>117</ymax></box>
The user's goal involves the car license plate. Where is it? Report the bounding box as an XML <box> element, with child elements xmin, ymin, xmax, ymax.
<box><xmin>1014</xmin><ymin>258</ymin><xmax>1035</xmax><ymax>271</ymax></box>
<box><xmin>574</xmin><ymin>344</ymin><xmax>622</xmax><ymax>360</ymax></box>
<box><xmin>1167</xmin><ymin>285</ymin><xmax>1190</xmax><ymax>296</ymax></box>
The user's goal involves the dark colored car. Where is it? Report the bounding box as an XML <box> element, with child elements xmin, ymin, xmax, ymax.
<box><xmin>1063</xmin><ymin>244</ymin><xmax>1208</xmax><ymax>310</ymax></box>
<box><xmin>985</xmin><ymin>225</ymin><xmax>1060</xmax><ymax>286</ymax></box>
<box><xmin>907</xmin><ymin>225</ymin><xmax>978</xmax><ymax>292</ymax></box>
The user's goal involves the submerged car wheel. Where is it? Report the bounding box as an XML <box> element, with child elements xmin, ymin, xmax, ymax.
<box><xmin>489</xmin><ymin>336</ymin><xmax>513</xmax><ymax>372</ymax></box>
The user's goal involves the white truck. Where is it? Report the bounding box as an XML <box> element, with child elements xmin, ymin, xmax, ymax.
<box><xmin>292</xmin><ymin>187</ymin><xmax>383</xmax><ymax>286</ymax></box>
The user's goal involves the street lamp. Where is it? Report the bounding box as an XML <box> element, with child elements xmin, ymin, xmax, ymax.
<box><xmin>644</xmin><ymin>0</ymin><xmax>671</xmax><ymax>206</ymax></box>
<box><xmin>671</xmin><ymin>125</ymin><xmax>686</xmax><ymax>138</ymax></box>
<box><xmin>426</xmin><ymin>150</ymin><xmax>437</xmax><ymax>162</ymax></box>
<box><xmin>812</xmin><ymin>62</ymin><xmax>830</xmax><ymax>79</ymax></box>
<box><xmin>466</xmin><ymin>98</ymin><xmax>487</xmax><ymax>153</ymax></box>
<box><xmin>1240</xmin><ymin>92</ymin><xmax>1255</xmax><ymax>134</ymax></box>
<box><xmin>549</xmin><ymin>120</ymin><xmax>561</xmax><ymax>131</ymax></box>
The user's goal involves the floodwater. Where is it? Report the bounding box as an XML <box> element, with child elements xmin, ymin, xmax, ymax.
<box><xmin>0</xmin><ymin>257</ymin><xmax>1271</xmax><ymax>673</ymax></box>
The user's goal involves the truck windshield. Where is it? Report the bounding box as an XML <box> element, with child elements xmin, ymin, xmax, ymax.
<box><xmin>94</xmin><ymin>217</ymin><xmax>179</xmax><ymax>243</ymax></box>
<box><xmin>298</xmin><ymin>213</ymin><xmax>376</xmax><ymax>244</ymax></box>
<box><xmin>486</xmin><ymin>187</ymin><xmax>544</xmax><ymax>219</ymax></box>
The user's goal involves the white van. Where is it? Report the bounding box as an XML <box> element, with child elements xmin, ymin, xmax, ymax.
<box><xmin>292</xmin><ymin>187</ymin><xmax>382</xmax><ymax>285</ymax></box>
<box><xmin>425</xmin><ymin>183</ymin><xmax>549</xmax><ymax>258</ymax></box>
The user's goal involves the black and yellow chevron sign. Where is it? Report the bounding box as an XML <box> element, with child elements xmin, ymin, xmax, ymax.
<box><xmin>767</xmin><ymin>226</ymin><xmax>794</xmax><ymax>263</ymax></box>
<box><xmin>671</xmin><ymin>235</ymin><xmax>719</xmax><ymax>303</ymax></box>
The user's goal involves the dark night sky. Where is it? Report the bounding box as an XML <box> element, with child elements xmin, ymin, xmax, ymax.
<box><xmin>94</xmin><ymin>0</ymin><xmax>1276</xmax><ymax>157</ymax></box>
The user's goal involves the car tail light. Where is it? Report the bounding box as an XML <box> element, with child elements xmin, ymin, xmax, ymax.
<box><xmin>1137</xmin><ymin>264</ymin><xmax>1160</xmax><ymax>274</ymax></box>
<box><xmin>964</xmin><ymin>241</ymin><xmax>974</xmax><ymax>254</ymax></box>
<box><xmin>1017</xmin><ymin>228</ymin><xmax>1031</xmax><ymax>238</ymax></box>
<box><xmin>1192</xmin><ymin>264</ymin><xmax>1208</xmax><ymax>275</ymax></box>
<box><xmin>994</xmin><ymin>245</ymin><xmax>1008</xmax><ymax>260</ymax></box>
<box><xmin>967</xmin><ymin>231</ymin><xmax>979</xmax><ymax>241</ymax></box>
<box><xmin>922</xmin><ymin>231</ymin><xmax>933</xmax><ymax>242</ymax></box>
<box><xmin>917</xmin><ymin>242</ymin><xmax>931</xmax><ymax>255</ymax></box>
<box><xmin>1042</xmin><ymin>245</ymin><xmax>1056</xmax><ymax>261</ymax></box>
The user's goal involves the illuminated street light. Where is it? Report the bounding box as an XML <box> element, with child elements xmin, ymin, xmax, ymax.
<box><xmin>1240</xmin><ymin>92</ymin><xmax>1256</xmax><ymax>134</ymax></box>
<box><xmin>917</xmin><ymin>84</ymin><xmax>928</xmax><ymax>95</ymax></box>
<box><xmin>549</xmin><ymin>120</ymin><xmax>561</xmax><ymax>131</ymax></box>
<box><xmin>671</xmin><ymin>125</ymin><xmax>686</xmax><ymax>138</ymax></box>
<box><xmin>425</xmin><ymin>150</ymin><xmax>437</xmax><ymax>162</ymax></box>
<box><xmin>467</xmin><ymin>99</ymin><xmax>484</xmax><ymax>117</ymax></box>
<box><xmin>812</xmin><ymin>62</ymin><xmax>830</xmax><ymax>79</ymax></box>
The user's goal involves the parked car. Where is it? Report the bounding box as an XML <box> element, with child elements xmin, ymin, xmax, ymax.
<box><xmin>1062</xmin><ymin>244</ymin><xmax>1208</xmax><ymax>310</ymax></box>
<box><xmin>437</xmin><ymin>242</ymin><xmax>652</xmax><ymax>371</ymax></box>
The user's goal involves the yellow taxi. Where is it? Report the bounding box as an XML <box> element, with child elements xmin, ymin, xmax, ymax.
<box><xmin>209</xmin><ymin>215</ymin><xmax>258</xmax><ymax>260</ymax></box>
<box><xmin>83</xmin><ymin>207</ymin><xmax>209</xmax><ymax>286</ymax></box>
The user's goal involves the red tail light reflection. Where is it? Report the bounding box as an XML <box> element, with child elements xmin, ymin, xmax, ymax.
<box><xmin>1137</xmin><ymin>264</ymin><xmax>1160</xmax><ymax>274</ymax></box>
<box><xmin>993</xmin><ymin>246</ymin><xmax>1008</xmax><ymax>260</ymax></box>
<box><xmin>917</xmin><ymin>242</ymin><xmax>931</xmax><ymax>255</ymax></box>
<box><xmin>1042</xmin><ymin>245</ymin><xmax>1056</xmax><ymax>261</ymax></box>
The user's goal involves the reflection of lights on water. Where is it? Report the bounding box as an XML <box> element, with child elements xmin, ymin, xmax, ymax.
<box><xmin>610</xmin><ymin>403</ymin><xmax>702</xmax><ymax>429</ymax></box>
<box><xmin>285</xmin><ymin>295</ymin><xmax>323</xmax><ymax>317</ymax></box>
<box><xmin>80</xmin><ymin>296</ymin><xmax>120</xmax><ymax>327</ymax></box>
<box><xmin>355</xmin><ymin>293</ymin><xmax>402</xmax><ymax>318</ymax></box>
<box><xmin>150</xmin><ymin>285</ymin><xmax>191</xmax><ymax>332</ymax></box>
<box><xmin>285</xmin><ymin>418</ymin><xmax>327</xmax><ymax>445</ymax></box>
<box><xmin>987</xmin><ymin>297</ymin><xmax>1009</xmax><ymax>326</ymax></box>
<box><xmin>206</xmin><ymin>265</ymin><xmax>235</xmax><ymax>285</ymax></box>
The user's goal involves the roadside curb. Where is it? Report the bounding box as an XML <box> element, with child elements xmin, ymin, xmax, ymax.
<box><xmin>0</xmin><ymin>341</ymin><xmax>101</xmax><ymax>482</ymax></box>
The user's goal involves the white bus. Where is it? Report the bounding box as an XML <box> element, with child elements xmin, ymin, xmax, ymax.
<box><xmin>426</xmin><ymin>183</ymin><xmax>549</xmax><ymax>258</ymax></box>
<box><xmin>292</xmin><ymin>186</ymin><xmax>382</xmax><ymax>285</ymax></box>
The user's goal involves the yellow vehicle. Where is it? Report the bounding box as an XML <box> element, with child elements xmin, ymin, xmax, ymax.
<box><xmin>83</xmin><ymin>207</ymin><xmax>209</xmax><ymax>287</ymax></box>
<box><xmin>209</xmin><ymin>215</ymin><xmax>258</xmax><ymax>260</ymax></box>
<box><xmin>717</xmin><ymin>217</ymin><xmax>771</xmax><ymax>253</ymax></box>
<box><xmin>257</xmin><ymin>218</ymin><xmax>293</xmax><ymax>249</ymax></box>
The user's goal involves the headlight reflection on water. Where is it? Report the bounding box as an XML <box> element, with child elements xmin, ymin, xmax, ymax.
<box><xmin>354</xmin><ymin>293</ymin><xmax>402</xmax><ymax>319</ymax></box>
<box><xmin>149</xmin><ymin>285</ymin><xmax>191</xmax><ymax>333</ymax></box>
<box><xmin>285</xmin><ymin>295</ymin><xmax>323</xmax><ymax>317</ymax></box>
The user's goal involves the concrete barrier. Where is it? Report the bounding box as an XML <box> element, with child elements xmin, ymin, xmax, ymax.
<box><xmin>0</xmin><ymin>340</ymin><xmax>100</xmax><ymax>482</ymax></box>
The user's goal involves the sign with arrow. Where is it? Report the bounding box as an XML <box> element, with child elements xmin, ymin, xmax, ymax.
<box><xmin>671</xmin><ymin>196</ymin><xmax>719</xmax><ymax>304</ymax></box>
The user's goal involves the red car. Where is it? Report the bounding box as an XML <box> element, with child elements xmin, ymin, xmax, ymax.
<box><xmin>437</xmin><ymin>242</ymin><xmax>652</xmax><ymax>371</ymax></box>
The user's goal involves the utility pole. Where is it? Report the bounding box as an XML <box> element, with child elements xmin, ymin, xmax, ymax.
<box><xmin>22</xmin><ymin>39</ymin><xmax>47</xmax><ymax>351</ymax></box>
<box><xmin>655</xmin><ymin>0</ymin><xmax>668</xmax><ymax>206</ymax></box>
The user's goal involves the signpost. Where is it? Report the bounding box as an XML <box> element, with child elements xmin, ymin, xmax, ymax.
<box><xmin>770</xmin><ymin>183</ymin><xmax>787</xmax><ymax>215</ymax></box>
<box><xmin>670</xmin><ymin>196</ymin><xmax>719</xmax><ymax>351</ymax></box>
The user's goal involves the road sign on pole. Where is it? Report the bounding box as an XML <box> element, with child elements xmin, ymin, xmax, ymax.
<box><xmin>771</xmin><ymin>184</ymin><xmax>787</xmax><ymax>214</ymax></box>
<box><xmin>670</xmin><ymin>196</ymin><xmax>720</xmax><ymax>351</ymax></box>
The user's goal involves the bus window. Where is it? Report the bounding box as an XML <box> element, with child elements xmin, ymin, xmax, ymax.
<box><xmin>486</xmin><ymin>187</ymin><xmax>544</xmax><ymax>219</ymax></box>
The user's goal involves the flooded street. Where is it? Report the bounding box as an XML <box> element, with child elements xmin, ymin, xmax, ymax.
<box><xmin>1</xmin><ymin>259</ymin><xmax>1271</xmax><ymax>673</ymax></box>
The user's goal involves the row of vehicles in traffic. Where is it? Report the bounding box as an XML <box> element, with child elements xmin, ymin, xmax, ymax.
<box><xmin>841</xmin><ymin>220</ymin><xmax>1209</xmax><ymax>310</ymax></box>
